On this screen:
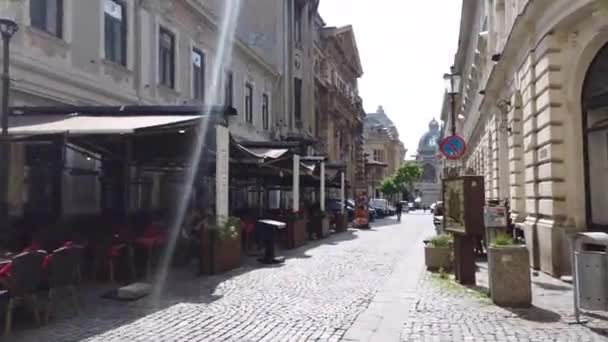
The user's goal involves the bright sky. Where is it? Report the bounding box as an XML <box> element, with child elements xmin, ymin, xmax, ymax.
<box><xmin>319</xmin><ymin>1</ymin><xmax>463</xmax><ymax>157</ymax></box>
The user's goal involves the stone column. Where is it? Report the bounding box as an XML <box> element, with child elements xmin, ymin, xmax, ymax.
<box><xmin>532</xmin><ymin>35</ymin><xmax>569</xmax><ymax>276</ymax></box>
<box><xmin>508</xmin><ymin>91</ymin><xmax>526</xmax><ymax>222</ymax></box>
<box><xmin>521</xmin><ymin>50</ymin><xmax>541</xmax><ymax>271</ymax></box>
<box><xmin>320</xmin><ymin>161</ymin><xmax>325</xmax><ymax>211</ymax></box>
<box><xmin>215</xmin><ymin>125</ymin><xmax>230</xmax><ymax>223</ymax></box>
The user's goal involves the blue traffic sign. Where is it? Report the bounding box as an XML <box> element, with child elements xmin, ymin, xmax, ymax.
<box><xmin>440</xmin><ymin>135</ymin><xmax>467</xmax><ymax>160</ymax></box>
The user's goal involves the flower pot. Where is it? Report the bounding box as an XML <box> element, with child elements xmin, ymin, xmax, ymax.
<box><xmin>488</xmin><ymin>245</ymin><xmax>531</xmax><ymax>307</ymax></box>
<box><xmin>200</xmin><ymin>228</ymin><xmax>241</xmax><ymax>275</ymax></box>
<box><xmin>424</xmin><ymin>246</ymin><xmax>452</xmax><ymax>270</ymax></box>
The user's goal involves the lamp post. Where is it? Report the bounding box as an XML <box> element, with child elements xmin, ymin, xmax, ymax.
<box><xmin>0</xmin><ymin>18</ymin><xmax>18</xmax><ymax>226</ymax></box>
<box><xmin>443</xmin><ymin>66</ymin><xmax>461</xmax><ymax>136</ymax></box>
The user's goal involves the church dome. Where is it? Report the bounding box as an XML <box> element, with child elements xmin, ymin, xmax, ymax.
<box><xmin>418</xmin><ymin>118</ymin><xmax>441</xmax><ymax>153</ymax></box>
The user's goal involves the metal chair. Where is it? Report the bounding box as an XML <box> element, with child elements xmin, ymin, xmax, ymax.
<box><xmin>1</xmin><ymin>250</ymin><xmax>47</xmax><ymax>335</ymax></box>
<box><xmin>45</xmin><ymin>246</ymin><xmax>83</xmax><ymax>323</ymax></box>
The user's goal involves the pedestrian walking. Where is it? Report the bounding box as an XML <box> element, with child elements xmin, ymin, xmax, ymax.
<box><xmin>395</xmin><ymin>201</ymin><xmax>403</xmax><ymax>222</ymax></box>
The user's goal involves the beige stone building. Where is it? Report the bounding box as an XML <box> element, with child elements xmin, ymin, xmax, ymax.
<box><xmin>363</xmin><ymin>106</ymin><xmax>406</xmax><ymax>198</ymax></box>
<box><xmin>313</xmin><ymin>19</ymin><xmax>366</xmax><ymax>199</ymax></box>
<box><xmin>0</xmin><ymin>0</ymin><xmax>293</xmax><ymax>217</ymax></box>
<box><xmin>447</xmin><ymin>0</ymin><xmax>608</xmax><ymax>276</ymax></box>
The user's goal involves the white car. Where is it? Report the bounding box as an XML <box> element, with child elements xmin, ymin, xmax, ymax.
<box><xmin>369</xmin><ymin>198</ymin><xmax>390</xmax><ymax>216</ymax></box>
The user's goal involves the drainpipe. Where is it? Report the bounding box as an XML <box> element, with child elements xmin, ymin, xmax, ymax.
<box><xmin>134</xmin><ymin>0</ymin><xmax>143</xmax><ymax>103</ymax></box>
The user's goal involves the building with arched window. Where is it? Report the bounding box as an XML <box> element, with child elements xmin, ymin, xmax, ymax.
<box><xmin>446</xmin><ymin>0</ymin><xmax>608</xmax><ymax>277</ymax></box>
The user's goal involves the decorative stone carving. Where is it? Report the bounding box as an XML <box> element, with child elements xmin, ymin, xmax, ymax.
<box><xmin>294</xmin><ymin>52</ymin><xmax>302</xmax><ymax>70</ymax></box>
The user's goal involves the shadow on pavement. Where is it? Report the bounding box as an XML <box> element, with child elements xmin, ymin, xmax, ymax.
<box><xmin>506</xmin><ymin>305</ymin><xmax>561</xmax><ymax>323</ymax></box>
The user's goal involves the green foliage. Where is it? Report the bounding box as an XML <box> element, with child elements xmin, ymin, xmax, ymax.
<box><xmin>393</xmin><ymin>161</ymin><xmax>423</xmax><ymax>192</ymax></box>
<box><xmin>379</xmin><ymin>177</ymin><xmax>399</xmax><ymax>195</ymax></box>
<box><xmin>492</xmin><ymin>233</ymin><xmax>514</xmax><ymax>246</ymax></box>
<box><xmin>429</xmin><ymin>234</ymin><xmax>452</xmax><ymax>248</ymax></box>
<box><xmin>210</xmin><ymin>216</ymin><xmax>241</xmax><ymax>241</ymax></box>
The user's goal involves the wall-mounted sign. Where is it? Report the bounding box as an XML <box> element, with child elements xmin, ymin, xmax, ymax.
<box><xmin>484</xmin><ymin>206</ymin><xmax>507</xmax><ymax>228</ymax></box>
<box><xmin>440</xmin><ymin>135</ymin><xmax>467</xmax><ymax>160</ymax></box>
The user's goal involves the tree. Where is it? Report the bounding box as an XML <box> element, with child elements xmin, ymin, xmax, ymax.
<box><xmin>379</xmin><ymin>177</ymin><xmax>399</xmax><ymax>196</ymax></box>
<box><xmin>393</xmin><ymin>161</ymin><xmax>423</xmax><ymax>197</ymax></box>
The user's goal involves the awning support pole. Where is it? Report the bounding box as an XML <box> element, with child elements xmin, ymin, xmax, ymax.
<box><xmin>215</xmin><ymin>125</ymin><xmax>230</xmax><ymax>223</ymax></box>
<box><xmin>341</xmin><ymin>171</ymin><xmax>345</xmax><ymax>214</ymax></box>
<box><xmin>293</xmin><ymin>154</ymin><xmax>300</xmax><ymax>213</ymax></box>
<box><xmin>320</xmin><ymin>161</ymin><xmax>325</xmax><ymax>212</ymax></box>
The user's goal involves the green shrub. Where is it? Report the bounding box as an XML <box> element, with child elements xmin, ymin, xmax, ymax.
<box><xmin>429</xmin><ymin>234</ymin><xmax>452</xmax><ymax>248</ymax></box>
<box><xmin>493</xmin><ymin>233</ymin><xmax>514</xmax><ymax>246</ymax></box>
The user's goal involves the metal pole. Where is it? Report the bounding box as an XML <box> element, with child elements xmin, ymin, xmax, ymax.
<box><xmin>450</xmin><ymin>67</ymin><xmax>456</xmax><ymax>137</ymax></box>
<box><xmin>0</xmin><ymin>33</ymin><xmax>11</xmax><ymax>225</ymax></box>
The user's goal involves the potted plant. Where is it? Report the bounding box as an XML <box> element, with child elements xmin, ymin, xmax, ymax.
<box><xmin>424</xmin><ymin>234</ymin><xmax>453</xmax><ymax>270</ymax></box>
<box><xmin>200</xmin><ymin>216</ymin><xmax>242</xmax><ymax>275</ymax></box>
<box><xmin>488</xmin><ymin>233</ymin><xmax>531</xmax><ymax>307</ymax></box>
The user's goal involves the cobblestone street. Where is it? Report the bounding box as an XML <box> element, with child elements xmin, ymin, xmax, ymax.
<box><xmin>8</xmin><ymin>214</ymin><xmax>430</xmax><ymax>342</ymax></box>
<box><xmin>8</xmin><ymin>213</ymin><xmax>608</xmax><ymax>342</ymax></box>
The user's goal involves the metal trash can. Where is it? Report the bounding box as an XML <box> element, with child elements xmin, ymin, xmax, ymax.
<box><xmin>571</xmin><ymin>232</ymin><xmax>608</xmax><ymax>322</ymax></box>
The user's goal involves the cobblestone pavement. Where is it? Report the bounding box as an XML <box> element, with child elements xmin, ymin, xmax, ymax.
<box><xmin>401</xmin><ymin>271</ymin><xmax>608</xmax><ymax>342</ymax></box>
<box><xmin>7</xmin><ymin>214</ymin><xmax>430</xmax><ymax>342</ymax></box>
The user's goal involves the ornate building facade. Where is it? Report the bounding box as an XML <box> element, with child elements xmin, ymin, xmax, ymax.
<box><xmin>446</xmin><ymin>0</ymin><xmax>608</xmax><ymax>276</ymax></box>
<box><xmin>413</xmin><ymin>119</ymin><xmax>441</xmax><ymax>207</ymax></box>
<box><xmin>363</xmin><ymin>106</ymin><xmax>406</xmax><ymax>198</ymax></box>
<box><xmin>313</xmin><ymin>20</ymin><xmax>365</xmax><ymax>199</ymax></box>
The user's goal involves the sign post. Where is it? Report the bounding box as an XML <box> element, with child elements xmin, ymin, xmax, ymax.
<box><xmin>443</xmin><ymin>176</ymin><xmax>484</xmax><ymax>285</ymax></box>
<box><xmin>440</xmin><ymin>135</ymin><xmax>467</xmax><ymax>160</ymax></box>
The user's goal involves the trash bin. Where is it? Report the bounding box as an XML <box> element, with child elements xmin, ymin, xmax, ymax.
<box><xmin>571</xmin><ymin>232</ymin><xmax>608</xmax><ymax>322</ymax></box>
<box><xmin>257</xmin><ymin>219</ymin><xmax>287</xmax><ymax>264</ymax></box>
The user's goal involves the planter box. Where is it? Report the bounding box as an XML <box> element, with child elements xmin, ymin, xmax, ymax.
<box><xmin>488</xmin><ymin>245</ymin><xmax>531</xmax><ymax>308</ymax></box>
<box><xmin>200</xmin><ymin>229</ymin><xmax>241</xmax><ymax>275</ymax></box>
<box><xmin>285</xmin><ymin>217</ymin><xmax>307</xmax><ymax>249</ymax></box>
<box><xmin>425</xmin><ymin>246</ymin><xmax>452</xmax><ymax>270</ymax></box>
<box><xmin>334</xmin><ymin>213</ymin><xmax>347</xmax><ymax>232</ymax></box>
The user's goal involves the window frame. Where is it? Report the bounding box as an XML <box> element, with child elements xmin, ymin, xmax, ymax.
<box><xmin>30</xmin><ymin>0</ymin><xmax>63</xmax><ymax>38</ymax></box>
<box><xmin>192</xmin><ymin>48</ymin><xmax>206</xmax><ymax>101</ymax></box>
<box><xmin>158</xmin><ymin>26</ymin><xmax>176</xmax><ymax>89</ymax></box>
<box><xmin>224</xmin><ymin>70</ymin><xmax>234</xmax><ymax>107</ymax></box>
<box><xmin>262</xmin><ymin>93</ymin><xmax>270</xmax><ymax>130</ymax></box>
<box><xmin>104</xmin><ymin>0</ymin><xmax>127</xmax><ymax>66</ymax></box>
<box><xmin>244</xmin><ymin>82</ymin><xmax>254</xmax><ymax>124</ymax></box>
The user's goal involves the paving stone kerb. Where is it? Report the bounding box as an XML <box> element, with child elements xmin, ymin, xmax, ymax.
<box><xmin>9</xmin><ymin>215</ymin><xmax>429</xmax><ymax>342</ymax></box>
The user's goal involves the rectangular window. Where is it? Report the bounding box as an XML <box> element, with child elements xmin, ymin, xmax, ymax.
<box><xmin>30</xmin><ymin>0</ymin><xmax>63</xmax><ymax>38</ymax></box>
<box><xmin>262</xmin><ymin>94</ymin><xmax>269</xmax><ymax>130</ymax></box>
<box><xmin>159</xmin><ymin>27</ymin><xmax>175</xmax><ymax>88</ymax></box>
<box><xmin>104</xmin><ymin>0</ymin><xmax>127</xmax><ymax>66</ymax></box>
<box><xmin>224</xmin><ymin>71</ymin><xmax>233</xmax><ymax>107</ymax></box>
<box><xmin>294</xmin><ymin>3</ymin><xmax>302</xmax><ymax>44</ymax></box>
<box><xmin>192</xmin><ymin>49</ymin><xmax>205</xmax><ymax>101</ymax></box>
<box><xmin>245</xmin><ymin>83</ymin><xmax>253</xmax><ymax>124</ymax></box>
<box><xmin>294</xmin><ymin>78</ymin><xmax>302</xmax><ymax>125</ymax></box>
<box><xmin>373</xmin><ymin>150</ymin><xmax>384</xmax><ymax>162</ymax></box>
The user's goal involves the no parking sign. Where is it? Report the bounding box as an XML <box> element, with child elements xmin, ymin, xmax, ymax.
<box><xmin>439</xmin><ymin>135</ymin><xmax>467</xmax><ymax>160</ymax></box>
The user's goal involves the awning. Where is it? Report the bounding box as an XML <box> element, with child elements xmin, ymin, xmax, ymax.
<box><xmin>238</xmin><ymin>146</ymin><xmax>290</xmax><ymax>160</ymax></box>
<box><xmin>8</xmin><ymin>114</ymin><xmax>204</xmax><ymax>136</ymax></box>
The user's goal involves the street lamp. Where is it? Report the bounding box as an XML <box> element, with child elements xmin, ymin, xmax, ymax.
<box><xmin>0</xmin><ymin>18</ymin><xmax>18</xmax><ymax>227</ymax></box>
<box><xmin>443</xmin><ymin>66</ymin><xmax>461</xmax><ymax>136</ymax></box>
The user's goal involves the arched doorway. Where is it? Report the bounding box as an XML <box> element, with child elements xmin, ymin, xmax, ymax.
<box><xmin>582</xmin><ymin>42</ymin><xmax>608</xmax><ymax>231</ymax></box>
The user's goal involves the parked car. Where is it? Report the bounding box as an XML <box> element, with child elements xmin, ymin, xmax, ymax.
<box><xmin>388</xmin><ymin>205</ymin><xmax>396</xmax><ymax>216</ymax></box>
<box><xmin>369</xmin><ymin>198</ymin><xmax>390</xmax><ymax>217</ymax></box>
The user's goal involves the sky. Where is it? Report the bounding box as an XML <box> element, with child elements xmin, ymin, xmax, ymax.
<box><xmin>319</xmin><ymin>0</ymin><xmax>463</xmax><ymax>157</ymax></box>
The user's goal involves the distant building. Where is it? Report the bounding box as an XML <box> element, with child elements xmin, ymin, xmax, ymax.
<box><xmin>363</xmin><ymin>106</ymin><xmax>406</xmax><ymax>198</ymax></box>
<box><xmin>413</xmin><ymin>119</ymin><xmax>441</xmax><ymax>207</ymax></box>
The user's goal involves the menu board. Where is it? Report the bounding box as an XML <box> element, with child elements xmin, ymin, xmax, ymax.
<box><xmin>444</xmin><ymin>178</ymin><xmax>465</xmax><ymax>234</ymax></box>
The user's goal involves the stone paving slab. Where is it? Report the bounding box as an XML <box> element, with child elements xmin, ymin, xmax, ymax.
<box><xmin>401</xmin><ymin>272</ymin><xmax>608</xmax><ymax>342</ymax></box>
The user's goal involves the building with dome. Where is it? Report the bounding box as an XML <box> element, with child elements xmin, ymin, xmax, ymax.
<box><xmin>363</xmin><ymin>106</ymin><xmax>406</xmax><ymax>198</ymax></box>
<box><xmin>412</xmin><ymin>119</ymin><xmax>442</xmax><ymax>207</ymax></box>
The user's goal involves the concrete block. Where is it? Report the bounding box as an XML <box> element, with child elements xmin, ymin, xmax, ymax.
<box><xmin>537</xmin><ymin>219</ymin><xmax>563</xmax><ymax>276</ymax></box>
<box><xmin>538</xmin><ymin>162</ymin><xmax>565</xmax><ymax>180</ymax></box>
<box><xmin>536</xmin><ymin>105</ymin><xmax>564</xmax><ymax>129</ymax></box>
<box><xmin>523</xmin><ymin>219</ymin><xmax>540</xmax><ymax>269</ymax></box>
<box><xmin>537</xmin><ymin>143</ymin><xmax>565</xmax><ymax>163</ymax></box>
<box><xmin>488</xmin><ymin>245</ymin><xmax>532</xmax><ymax>307</ymax></box>
<box><xmin>538</xmin><ymin>198</ymin><xmax>566</xmax><ymax>217</ymax></box>
<box><xmin>537</xmin><ymin>124</ymin><xmax>564</xmax><ymax>147</ymax></box>
<box><xmin>538</xmin><ymin>180</ymin><xmax>566</xmax><ymax>199</ymax></box>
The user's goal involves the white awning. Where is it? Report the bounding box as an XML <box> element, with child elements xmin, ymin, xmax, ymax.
<box><xmin>236</xmin><ymin>146</ymin><xmax>289</xmax><ymax>160</ymax></box>
<box><xmin>8</xmin><ymin>114</ymin><xmax>204</xmax><ymax>135</ymax></box>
